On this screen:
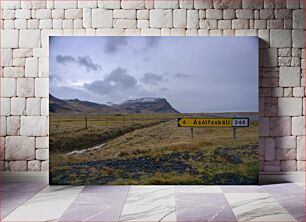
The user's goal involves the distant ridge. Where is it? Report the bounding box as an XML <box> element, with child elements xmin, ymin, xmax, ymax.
<box><xmin>49</xmin><ymin>94</ymin><xmax>179</xmax><ymax>114</ymax></box>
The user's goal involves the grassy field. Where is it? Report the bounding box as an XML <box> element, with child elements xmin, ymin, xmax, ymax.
<box><xmin>50</xmin><ymin>113</ymin><xmax>259</xmax><ymax>185</ymax></box>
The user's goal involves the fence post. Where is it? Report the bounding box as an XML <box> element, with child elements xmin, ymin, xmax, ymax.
<box><xmin>85</xmin><ymin>116</ymin><xmax>88</xmax><ymax>129</ymax></box>
<box><xmin>106</xmin><ymin>116</ymin><xmax>108</xmax><ymax>126</ymax></box>
<box><xmin>191</xmin><ymin>127</ymin><xmax>194</xmax><ymax>139</ymax></box>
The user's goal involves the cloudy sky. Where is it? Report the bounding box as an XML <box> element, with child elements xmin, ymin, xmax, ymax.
<box><xmin>50</xmin><ymin>36</ymin><xmax>258</xmax><ymax>113</ymax></box>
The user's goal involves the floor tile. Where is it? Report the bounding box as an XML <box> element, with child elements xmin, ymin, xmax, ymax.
<box><xmin>270</xmin><ymin>192</ymin><xmax>305</xmax><ymax>206</ymax></box>
<box><xmin>119</xmin><ymin>186</ymin><xmax>176</xmax><ymax>222</ymax></box>
<box><xmin>176</xmin><ymin>193</ymin><xmax>236</xmax><ymax>222</ymax></box>
<box><xmin>283</xmin><ymin>205</ymin><xmax>305</xmax><ymax>222</ymax></box>
<box><xmin>1</xmin><ymin>205</ymin><xmax>18</xmax><ymax>219</ymax></box>
<box><xmin>59</xmin><ymin>186</ymin><xmax>130</xmax><ymax>221</ymax></box>
<box><xmin>221</xmin><ymin>185</ymin><xmax>265</xmax><ymax>193</ymax></box>
<box><xmin>175</xmin><ymin>185</ymin><xmax>222</xmax><ymax>193</ymax></box>
<box><xmin>1</xmin><ymin>183</ymin><xmax>47</xmax><ymax>194</ymax></box>
<box><xmin>3</xmin><ymin>186</ymin><xmax>84</xmax><ymax>221</ymax></box>
<box><xmin>225</xmin><ymin>193</ymin><xmax>297</xmax><ymax>221</ymax></box>
<box><xmin>263</xmin><ymin>183</ymin><xmax>304</xmax><ymax>193</ymax></box>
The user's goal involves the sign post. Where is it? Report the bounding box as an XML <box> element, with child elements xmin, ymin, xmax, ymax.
<box><xmin>178</xmin><ymin>117</ymin><xmax>249</xmax><ymax>139</ymax></box>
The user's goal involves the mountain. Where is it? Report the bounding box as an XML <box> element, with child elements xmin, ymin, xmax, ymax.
<box><xmin>49</xmin><ymin>94</ymin><xmax>120</xmax><ymax>114</ymax></box>
<box><xmin>49</xmin><ymin>94</ymin><xmax>179</xmax><ymax>114</ymax></box>
<box><xmin>117</xmin><ymin>97</ymin><xmax>179</xmax><ymax>114</ymax></box>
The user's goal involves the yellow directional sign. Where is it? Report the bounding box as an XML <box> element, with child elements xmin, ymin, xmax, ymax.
<box><xmin>178</xmin><ymin>118</ymin><xmax>232</xmax><ymax>127</ymax></box>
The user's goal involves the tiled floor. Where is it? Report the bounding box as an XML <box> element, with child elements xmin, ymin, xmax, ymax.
<box><xmin>1</xmin><ymin>182</ymin><xmax>305</xmax><ymax>221</ymax></box>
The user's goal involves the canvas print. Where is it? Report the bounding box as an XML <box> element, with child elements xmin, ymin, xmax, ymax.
<box><xmin>49</xmin><ymin>36</ymin><xmax>259</xmax><ymax>185</ymax></box>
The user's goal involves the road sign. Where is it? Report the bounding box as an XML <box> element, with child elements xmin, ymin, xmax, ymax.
<box><xmin>178</xmin><ymin>118</ymin><xmax>232</xmax><ymax>127</ymax></box>
<box><xmin>177</xmin><ymin>117</ymin><xmax>250</xmax><ymax>128</ymax></box>
<box><xmin>232</xmin><ymin>118</ymin><xmax>249</xmax><ymax>127</ymax></box>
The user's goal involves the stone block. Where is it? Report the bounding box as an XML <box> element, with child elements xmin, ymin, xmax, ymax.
<box><xmin>3</xmin><ymin>67</ymin><xmax>24</xmax><ymax>78</ymax></box>
<box><xmin>194</xmin><ymin>0</ymin><xmax>213</xmax><ymax>9</ymax></box>
<box><xmin>1</xmin><ymin>98</ymin><xmax>10</xmax><ymax>116</ymax></box>
<box><xmin>26</xmin><ymin>98</ymin><xmax>41</xmax><ymax>116</ymax></box>
<box><xmin>270</xmin><ymin>29</ymin><xmax>291</xmax><ymax>48</ymax></box>
<box><xmin>218</xmin><ymin>20</ymin><xmax>231</xmax><ymax>29</ymax></box>
<box><xmin>114</xmin><ymin>9</ymin><xmax>136</xmax><ymax>18</ymax></box>
<box><xmin>7</xmin><ymin>116</ymin><xmax>20</xmax><ymax>136</ymax></box>
<box><xmin>232</xmin><ymin>19</ymin><xmax>249</xmax><ymax>29</ymax></box>
<box><xmin>154</xmin><ymin>0</ymin><xmax>178</xmax><ymax>9</ymax></box>
<box><xmin>13</xmin><ymin>49</ymin><xmax>32</xmax><ymax>58</ymax></box>
<box><xmin>35</xmin><ymin>78</ymin><xmax>49</xmax><ymax>98</ymax></box>
<box><xmin>137</xmin><ymin>10</ymin><xmax>149</xmax><ymax>19</ymax></box>
<box><xmin>92</xmin><ymin>9</ymin><xmax>113</xmax><ymax>28</ymax></box>
<box><xmin>281</xmin><ymin>160</ymin><xmax>297</xmax><ymax>171</ymax></box>
<box><xmin>213</xmin><ymin>0</ymin><xmax>241</xmax><ymax>9</ymax></box>
<box><xmin>292</xmin><ymin>116</ymin><xmax>305</xmax><ymax>136</ymax></box>
<box><xmin>39</xmin><ymin>58</ymin><xmax>49</xmax><ymax>77</ymax></box>
<box><xmin>65</xmin><ymin>9</ymin><xmax>82</xmax><ymax>19</ymax></box>
<box><xmin>19</xmin><ymin>30</ymin><xmax>41</xmax><ymax>48</ymax></box>
<box><xmin>173</xmin><ymin>9</ymin><xmax>187</xmax><ymax>28</ymax></box>
<box><xmin>264</xmin><ymin>137</ymin><xmax>275</xmax><ymax>160</ymax></box>
<box><xmin>36</xmin><ymin>149</ymin><xmax>49</xmax><ymax>161</ymax></box>
<box><xmin>54</xmin><ymin>1</ymin><xmax>77</xmax><ymax>9</ymax></box>
<box><xmin>36</xmin><ymin>137</ymin><xmax>49</xmax><ymax>149</ymax></box>
<box><xmin>276</xmin><ymin>148</ymin><xmax>296</xmax><ymax>160</ymax></box>
<box><xmin>242</xmin><ymin>0</ymin><xmax>263</xmax><ymax>9</ymax></box>
<box><xmin>187</xmin><ymin>10</ymin><xmax>199</xmax><ymax>29</ymax></box>
<box><xmin>9</xmin><ymin>161</ymin><xmax>27</xmax><ymax>171</ymax></box>
<box><xmin>41</xmin><ymin>98</ymin><xmax>49</xmax><ymax>116</ymax></box>
<box><xmin>297</xmin><ymin>136</ymin><xmax>305</xmax><ymax>160</ymax></box>
<box><xmin>78</xmin><ymin>0</ymin><xmax>97</xmax><ymax>8</ymax></box>
<box><xmin>270</xmin><ymin>117</ymin><xmax>291</xmax><ymax>136</ymax></box>
<box><xmin>293</xmin><ymin>9</ymin><xmax>305</xmax><ymax>29</ymax></box>
<box><xmin>98</xmin><ymin>0</ymin><xmax>121</xmax><ymax>9</ymax></box>
<box><xmin>263</xmin><ymin>48</ymin><xmax>277</xmax><ymax>67</ymax></box>
<box><xmin>114</xmin><ymin>19</ymin><xmax>137</xmax><ymax>28</ymax></box>
<box><xmin>137</xmin><ymin>20</ymin><xmax>149</xmax><ymax>28</ymax></box>
<box><xmin>297</xmin><ymin>161</ymin><xmax>305</xmax><ymax>171</ymax></box>
<box><xmin>11</xmin><ymin>98</ymin><xmax>26</xmax><ymax>115</ymax></box>
<box><xmin>1</xmin><ymin>49</ymin><xmax>12</xmax><ymax>67</ymax></box>
<box><xmin>1</xmin><ymin>1</ymin><xmax>20</xmax><ymax>9</ymax></box>
<box><xmin>236</xmin><ymin>9</ymin><xmax>254</xmax><ymax>19</ymax></box>
<box><xmin>206</xmin><ymin>9</ymin><xmax>222</xmax><ymax>19</ymax></box>
<box><xmin>20</xmin><ymin>116</ymin><xmax>48</xmax><ymax>136</ymax></box>
<box><xmin>293</xmin><ymin>87</ymin><xmax>304</xmax><ymax>97</ymax></box>
<box><xmin>52</xmin><ymin>9</ymin><xmax>64</xmax><ymax>19</ymax></box>
<box><xmin>150</xmin><ymin>9</ymin><xmax>172</xmax><ymax>28</ymax></box>
<box><xmin>279</xmin><ymin>67</ymin><xmax>300</xmax><ymax>87</ymax></box>
<box><xmin>259</xmin><ymin>117</ymin><xmax>269</xmax><ymax>136</ymax></box>
<box><xmin>1</xmin><ymin>117</ymin><xmax>7</xmax><ymax>136</ymax></box>
<box><xmin>41</xmin><ymin>160</ymin><xmax>49</xmax><ymax>171</ymax></box>
<box><xmin>278</xmin><ymin>98</ymin><xmax>302</xmax><ymax>116</ymax></box>
<box><xmin>1</xmin><ymin>78</ymin><xmax>16</xmax><ymax>97</ymax></box>
<box><xmin>1</xmin><ymin>30</ymin><xmax>19</xmax><ymax>48</ymax></box>
<box><xmin>140</xmin><ymin>28</ymin><xmax>161</xmax><ymax>36</ymax></box>
<box><xmin>25</xmin><ymin>57</ymin><xmax>38</xmax><ymax>78</ymax></box>
<box><xmin>121</xmin><ymin>0</ymin><xmax>145</xmax><ymax>9</ymax></box>
<box><xmin>28</xmin><ymin>160</ymin><xmax>41</xmax><ymax>171</ymax></box>
<box><xmin>5</xmin><ymin>136</ymin><xmax>35</xmax><ymax>160</ymax></box>
<box><xmin>179</xmin><ymin>0</ymin><xmax>193</xmax><ymax>8</ymax></box>
<box><xmin>275</xmin><ymin>136</ymin><xmax>297</xmax><ymax>149</ymax></box>
<box><xmin>287</xmin><ymin>0</ymin><xmax>300</xmax><ymax>9</ymax></box>
<box><xmin>292</xmin><ymin>30</ymin><xmax>305</xmax><ymax>48</ymax></box>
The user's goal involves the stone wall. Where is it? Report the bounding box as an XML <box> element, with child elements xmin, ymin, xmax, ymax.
<box><xmin>0</xmin><ymin>0</ymin><xmax>305</xmax><ymax>172</ymax></box>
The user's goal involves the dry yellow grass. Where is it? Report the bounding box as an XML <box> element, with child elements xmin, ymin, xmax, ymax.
<box><xmin>51</xmin><ymin>119</ymin><xmax>258</xmax><ymax>166</ymax></box>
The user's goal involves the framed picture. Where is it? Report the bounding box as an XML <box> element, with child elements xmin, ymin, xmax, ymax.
<box><xmin>49</xmin><ymin>36</ymin><xmax>259</xmax><ymax>185</ymax></box>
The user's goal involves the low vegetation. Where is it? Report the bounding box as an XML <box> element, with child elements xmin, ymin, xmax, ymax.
<box><xmin>50</xmin><ymin>113</ymin><xmax>259</xmax><ymax>185</ymax></box>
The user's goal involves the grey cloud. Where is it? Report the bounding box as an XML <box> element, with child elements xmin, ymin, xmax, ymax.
<box><xmin>56</xmin><ymin>55</ymin><xmax>101</xmax><ymax>72</ymax></box>
<box><xmin>105</xmin><ymin>67</ymin><xmax>137</xmax><ymax>88</ymax></box>
<box><xmin>174</xmin><ymin>72</ymin><xmax>191</xmax><ymax>78</ymax></box>
<box><xmin>104</xmin><ymin>37</ymin><xmax>129</xmax><ymax>54</ymax></box>
<box><xmin>140</xmin><ymin>72</ymin><xmax>165</xmax><ymax>85</ymax></box>
<box><xmin>160</xmin><ymin>87</ymin><xmax>169</xmax><ymax>92</ymax></box>
<box><xmin>84</xmin><ymin>67</ymin><xmax>140</xmax><ymax>98</ymax></box>
<box><xmin>145</xmin><ymin>37</ymin><xmax>159</xmax><ymax>49</ymax></box>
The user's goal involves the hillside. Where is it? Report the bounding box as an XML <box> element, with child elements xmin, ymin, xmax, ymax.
<box><xmin>49</xmin><ymin>94</ymin><xmax>179</xmax><ymax>114</ymax></box>
<box><xmin>50</xmin><ymin>119</ymin><xmax>258</xmax><ymax>185</ymax></box>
